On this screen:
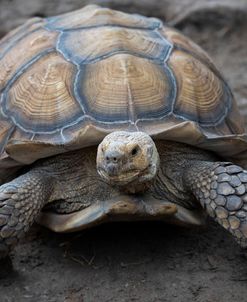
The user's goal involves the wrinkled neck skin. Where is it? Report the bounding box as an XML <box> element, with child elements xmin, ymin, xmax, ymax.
<box><xmin>27</xmin><ymin>139</ymin><xmax>219</xmax><ymax>212</ymax></box>
<box><xmin>102</xmin><ymin>140</ymin><xmax>219</xmax><ymax>202</ymax></box>
<box><xmin>149</xmin><ymin>141</ymin><xmax>218</xmax><ymax>208</ymax></box>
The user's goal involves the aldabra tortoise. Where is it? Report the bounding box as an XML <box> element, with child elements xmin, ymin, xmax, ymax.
<box><xmin>0</xmin><ymin>5</ymin><xmax>247</xmax><ymax>257</ymax></box>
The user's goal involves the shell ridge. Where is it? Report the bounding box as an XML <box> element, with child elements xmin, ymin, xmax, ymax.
<box><xmin>46</xmin><ymin>23</ymin><xmax>162</xmax><ymax>32</ymax></box>
<box><xmin>163</xmin><ymin>63</ymin><xmax>177</xmax><ymax>113</ymax></box>
<box><xmin>56</xmin><ymin>29</ymin><xmax>88</xmax><ymax>118</ymax></box>
<box><xmin>73</xmin><ymin>66</ymin><xmax>86</xmax><ymax>114</ymax></box>
<box><xmin>73</xmin><ymin>67</ymin><xmax>88</xmax><ymax>115</ymax></box>
<box><xmin>120</xmin><ymin>58</ymin><xmax>136</xmax><ymax>124</ymax></box>
<box><xmin>154</xmin><ymin>28</ymin><xmax>173</xmax><ymax>62</ymax></box>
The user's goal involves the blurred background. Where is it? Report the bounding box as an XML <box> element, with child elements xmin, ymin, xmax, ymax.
<box><xmin>1</xmin><ymin>1</ymin><xmax>247</xmax><ymax>301</ymax></box>
<box><xmin>1</xmin><ymin>0</ymin><xmax>247</xmax><ymax>34</ymax></box>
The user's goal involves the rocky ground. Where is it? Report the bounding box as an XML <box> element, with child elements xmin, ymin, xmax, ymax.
<box><xmin>0</xmin><ymin>1</ymin><xmax>247</xmax><ymax>301</ymax></box>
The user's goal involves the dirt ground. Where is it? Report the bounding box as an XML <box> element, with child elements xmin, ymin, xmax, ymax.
<box><xmin>1</xmin><ymin>1</ymin><xmax>247</xmax><ymax>302</ymax></box>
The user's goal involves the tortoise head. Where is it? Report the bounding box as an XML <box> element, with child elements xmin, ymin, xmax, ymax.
<box><xmin>97</xmin><ymin>131</ymin><xmax>160</xmax><ymax>193</ymax></box>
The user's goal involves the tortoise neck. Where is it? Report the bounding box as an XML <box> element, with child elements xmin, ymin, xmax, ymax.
<box><xmin>148</xmin><ymin>140</ymin><xmax>219</xmax><ymax>207</ymax></box>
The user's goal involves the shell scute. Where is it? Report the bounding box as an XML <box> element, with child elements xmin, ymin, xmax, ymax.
<box><xmin>160</xmin><ymin>26</ymin><xmax>215</xmax><ymax>67</ymax></box>
<box><xmin>58</xmin><ymin>27</ymin><xmax>172</xmax><ymax>64</ymax></box>
<box><xmin>0</xmin><ymin>5</ymin><xmax>246</xmax><ymax>169</ymax></box>
<box><xmin>0</xmin><ymin>17</ymin><xmax>45</xmax><ymax>58</ymax></box>
<box><xmin>78</xmin><ymin>54</ymin><xmax>175</xmax><ymax>123</ymax></box>
<box><xmin>0</xmin><ymin>28</ymin><xmax>58</xmax><ymax>90</ymax></box>
<box><xmin>2</xmin><ymin>52</ymin><xmax>83</xmax><ymax>133</ymax></box>
<box><xmin>168</xmin><ymin>50</ymin><xmax>230</xmax><ymax>125</ymax></box>
<box><xmin>167</xmin><ymin>50</ymin><xmax>245</xmax><ymax>137</ymax></box>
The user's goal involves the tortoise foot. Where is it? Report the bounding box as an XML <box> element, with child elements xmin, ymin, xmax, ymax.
<box><xmin>0</xmin><ymin>172</ymin><xmax>53</xmax><ymax>257</ymax></box>
<box><xmin>186</xmin><ymin>162</ymin><xmax>247</xmax><ymax>248</ymax></box>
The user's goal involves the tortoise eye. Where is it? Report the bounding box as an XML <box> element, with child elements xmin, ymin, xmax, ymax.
<box><xmin>131</xmin><ymin>146</ymin><xmax>139</xmax><ymax>156</ymax></box>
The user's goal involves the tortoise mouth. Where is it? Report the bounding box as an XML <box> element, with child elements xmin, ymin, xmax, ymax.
<box><xmin>98</xmin><ymin>166</ymin><xmax>149</xmax><ymax>185</ymax></box>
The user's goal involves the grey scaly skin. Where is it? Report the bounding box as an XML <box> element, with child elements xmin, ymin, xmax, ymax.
<box><xmin>185</xmin><ymin>161</ymin><xmax>247</xmax><ymax>247</ymax></box>
<box><xmin>153</xmin><ymin>140</ymin><xmax>247</xmax><ymax>247</ymax></box>
<box><xmin>0</xmin><ymin>149</ymin><xmax>118</xmax><ymax>256</ymax></box>
<box><xmin>1</xmin><ymin>131</ymin><xmax>247</xmax><ymax>256</ymax></box>
<box><xmin>98</xmin><ymin>132</ymin><xmax>247</xmax><ymax>248</ymax></box>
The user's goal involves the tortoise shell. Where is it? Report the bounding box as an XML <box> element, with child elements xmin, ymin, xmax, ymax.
<box><xmin>0</xmin><ymin>5</ymin><xmax>247</xmax><ymax>174</ymax></box>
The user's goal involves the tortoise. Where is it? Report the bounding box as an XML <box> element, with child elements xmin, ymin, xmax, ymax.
<box><xmin>0</xmin><ymin>4</ymin><xmax>247</xmax><ymax>257</ymax></box>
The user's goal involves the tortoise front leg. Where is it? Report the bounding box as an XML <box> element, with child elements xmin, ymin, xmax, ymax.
<box><xmin>185</xmin><ymin>161</ymin><xmax>247</xmax><ymax>247</ymax></box>
<box><xmin>0</xmin><ymin>171</ymin><xmax>54</xmax><ymax>257</ymax></box>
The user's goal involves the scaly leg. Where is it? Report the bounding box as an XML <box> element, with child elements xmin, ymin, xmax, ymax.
<box><xmin>185</xmin><ymin>161</ymin><xmax>247</xmax><ymax>247</ymax></box>
<box><xmin>0</xmin><ymin>171</ymin><xmax>54</xmax><ymax>257</ymax></box>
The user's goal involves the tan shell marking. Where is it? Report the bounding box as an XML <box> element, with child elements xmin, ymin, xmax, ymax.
<box><xmin>81</xmin><ymin>54</ymin><xmax>171</xmax><ymax>121</ymax></box>
<box><xmin>5</xmin><ymin>52</ymin><xmax>81</xmax><ymax>131</ymax></box>
<box><xmin>168</xmin><ymin>50</ymin><xmax>225</xmax><ymax>122</ymax></box>
<box><xmin>48</xmin><ymin>5</ymin><xmax>160</xmax><ymax>30</ymax></box>
<box><xmin>0</xmin><ymin>5</ymin><xmax>246</xmax><ymax>172</ymax></box>
<box><xmin>160</xmin><ymin>27</ymin><xmax>214</xmax><ymax>66</ymax></box>
<box><xmin>0</xmin><ymin>17</ymin><xmax>45</xmax><ymax>50</ymax></box>
<box><xmin>0</xmin><ymin>29</ymin><xmax>58</xmax><ymax>90</ymax></box>
<box><xmin>61</xmin><ymin>26</ymin><xmax>168</xmax><ymax>63</ymax></box>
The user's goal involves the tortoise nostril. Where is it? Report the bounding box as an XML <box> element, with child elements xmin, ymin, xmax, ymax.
<box><xmin>105</xmin><ymin>150</ymin><xmax>123</xmax><ymax>164</ymax></box>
